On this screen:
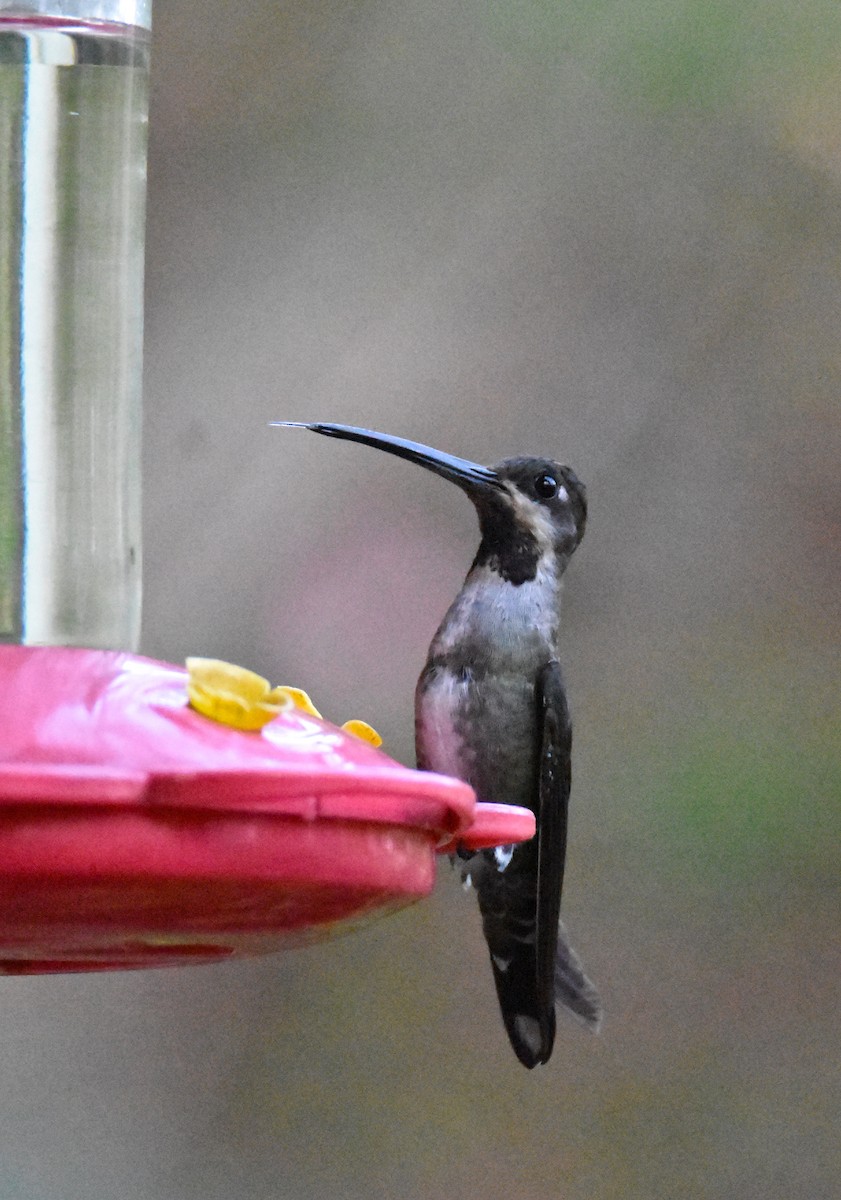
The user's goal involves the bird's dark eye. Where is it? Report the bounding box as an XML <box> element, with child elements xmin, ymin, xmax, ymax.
<box><xmin>534</xmin><ymin>473</ymin><xmax>558</xmax><ymax>499</ymax></box>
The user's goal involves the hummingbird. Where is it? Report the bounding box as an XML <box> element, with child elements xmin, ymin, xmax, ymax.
<box><xmin>275</xmin><ymin>421</ymin><xmax>601</xmax><ymax>1067</ymax></box>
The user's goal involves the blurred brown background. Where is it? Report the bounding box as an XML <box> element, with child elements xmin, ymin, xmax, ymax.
<box><xmin>3</xmin><ymin>2</ymin><xmax>839</xmax><ymax>1197</ymax></box>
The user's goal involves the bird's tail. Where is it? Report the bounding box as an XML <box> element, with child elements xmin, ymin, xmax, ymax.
<box><xmin>555</xmin><ymin>920</ymin><xmax>602</xmax><ymax>1031</ymax></box>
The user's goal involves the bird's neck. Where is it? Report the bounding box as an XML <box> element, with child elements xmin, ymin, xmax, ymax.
<box><xmin>472</xmin><ymin>520</ymin><xmax>543</xmax><ymax>586</ymax></box>
<box><xmin>428</xmin><ymin>553</ymin><xmax>563</xmax><ymax>671</ymax></box>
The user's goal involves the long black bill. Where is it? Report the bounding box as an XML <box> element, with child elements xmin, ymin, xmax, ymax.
<box><xmin>273</xmin><ymin>422</ymin><xmax>501</xmax><ymax>495</ymax></box>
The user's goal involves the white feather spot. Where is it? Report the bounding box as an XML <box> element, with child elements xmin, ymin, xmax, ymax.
<box><xmin>492</xmin><ymin>954</ymin><xmax>511</xmax><ymax>973</ymax></box>
<box><xmin>494</xmin><ymin>844</ymin><xmax>514</xmax><ymax>872</ymax></box>
<box><xmin>513</xmin><ymin>1015</ymin><xmax>543</xmax><ymax>1057</ymax></box>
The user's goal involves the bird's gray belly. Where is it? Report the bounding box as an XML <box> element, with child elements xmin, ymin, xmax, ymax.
<box><xmin>415</xmin><ymin>664</ymin><xmax>539</xmax><ymax>810</ymax></box>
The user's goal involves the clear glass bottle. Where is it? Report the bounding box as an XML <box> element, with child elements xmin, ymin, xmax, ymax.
<box><xmin>0</xmin><ymin>0</ymin><xmax>151</xmax><ymax>647</ymax></box>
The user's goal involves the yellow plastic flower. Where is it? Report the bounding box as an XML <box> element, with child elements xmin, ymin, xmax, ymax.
<box><xmin>272</xmin><ymin>686</ymin><xmax>322</xmax><ymax>718</ymax></box>
<box><xmin>186</xmin><ymin>658</ymin><xmax>293</xmax><ymax>731</ymax></box>
<box><xmin>338</xmin><ymin>719</ymin><xmax>382</xmax><ymax>747</ymax></box>
<box><xmin>273</xmin><ymin>685</ymin><xmax>383</xmax><ymax>748</ymax></box>
<box><xmin>186</xmin><ymin>659</ymin><xmax>383</xmax><ymax>746</ymax></box>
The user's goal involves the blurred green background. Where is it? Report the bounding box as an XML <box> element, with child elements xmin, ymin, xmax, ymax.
<box><xmin>3</xmin><ymin>2</ymin><xmax>839</xmax><ymax>1197</ymax></box>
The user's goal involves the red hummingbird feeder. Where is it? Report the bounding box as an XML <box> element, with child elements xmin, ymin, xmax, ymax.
<box><xmin>0</xmin><ymin>647</ymin><xmax>534</xmax><ymax>974</ymax></box>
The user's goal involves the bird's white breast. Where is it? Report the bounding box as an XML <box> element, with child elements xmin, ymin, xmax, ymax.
<box><xmin>416</xmin><ymin>665</ymin><xmax>472</xmax><ymax>779</ymax></box>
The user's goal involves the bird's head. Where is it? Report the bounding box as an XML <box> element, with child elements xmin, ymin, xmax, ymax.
<box><xmin>476</xmin><ymin>455</ymin><xmax>586</xmax><ymax>583</ymax></box>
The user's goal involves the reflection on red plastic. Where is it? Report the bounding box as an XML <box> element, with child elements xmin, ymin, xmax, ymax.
<box><xmin>0</xmin><ymin>647</ymin><xmax>534</xmax><ymax>973</ymax></box>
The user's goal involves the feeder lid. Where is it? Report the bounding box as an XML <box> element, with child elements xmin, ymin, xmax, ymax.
<box><xmin>0</xmin><ymin>647</ymin><xmax>534</xmax><ymax>973</ymax></box>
